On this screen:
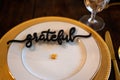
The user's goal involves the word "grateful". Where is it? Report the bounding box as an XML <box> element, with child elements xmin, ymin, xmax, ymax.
<box><xmin>7</xmin><ymin>27</ymin><xmax>91</xmax><ymax>48</ymax></box>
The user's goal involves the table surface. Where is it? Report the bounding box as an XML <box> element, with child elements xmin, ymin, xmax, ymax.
<box><xmin>0</xmin><ymin>0</ymin><xmax>120</xmax><ymax>80</ymax></box>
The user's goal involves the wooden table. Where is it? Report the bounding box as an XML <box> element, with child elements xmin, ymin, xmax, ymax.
<box><xmin>0</xmin><ymin>0</ymin><xmax>120</xmax><ymax>80</ymax></box>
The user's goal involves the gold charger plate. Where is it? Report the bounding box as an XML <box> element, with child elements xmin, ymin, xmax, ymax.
<box><xmin>0</xmin><ymin>17</ymin><xmax>111</xmax><ymax>80</ymax></box>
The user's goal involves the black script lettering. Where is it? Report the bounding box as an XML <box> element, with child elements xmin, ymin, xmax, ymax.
<box><xmin>33</xmin><ymin>33</ymin><xmax>39</xmax><ymax>42</ymax></box>
<box><xmin>69</xmin><ymin>27</ymin><xmax>75</xmax><ymax>41</ymax></box>
<box><xmin>39</xmin><ymin>32</ymin><xmax>45</xmax><ymax>40</ymax></box>
<box><xmin>50</xmin><ymin>34</ymin><xmax>57</xmax><ymax>41</ymax></box>
<box><xmin>25</xmin><ymin>34</ymin><xmax>34</xmax><ymax>47</ymax></box>
<box><xmin>7</xmin><ymin>27</ymin><xmax>91</xmax><ymax>48</ymax></box>
<box><xmin>41</xmin><ymin>29</ymin><xmax>56</xmax><ymax>41</ymax></box>
<box><xmin>57</xmin><ymin>29</ymin><xmax>64</xmax><ymax>45</ymax></box>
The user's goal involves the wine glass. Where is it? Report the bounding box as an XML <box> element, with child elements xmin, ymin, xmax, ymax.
<box><xmin>80</xmin><ymin>0</ymin><xmax>110</xmax><ymax>31</ymax></box>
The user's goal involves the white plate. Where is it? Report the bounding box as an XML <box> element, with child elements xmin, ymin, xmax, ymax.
<box><xmin>7</xmin><ymin>21</ymin><xmax>101</xmax><ymax>80</ymax></box>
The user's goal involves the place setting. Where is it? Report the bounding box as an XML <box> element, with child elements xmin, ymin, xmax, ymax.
<box><xmin>0</xmin><ymin>16</ymin><xmax>111</xmax><ymax>80</ymax></box>
<box><xmin>0</xmin><ymin>0</ymin><xmax>120</xmax><ymax>80</ymax></box>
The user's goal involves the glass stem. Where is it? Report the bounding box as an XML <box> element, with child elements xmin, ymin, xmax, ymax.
<box><xmin>89</xmin><ymin>11</ymin><xmax>96</xmax><ymax>23</ymax></box>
